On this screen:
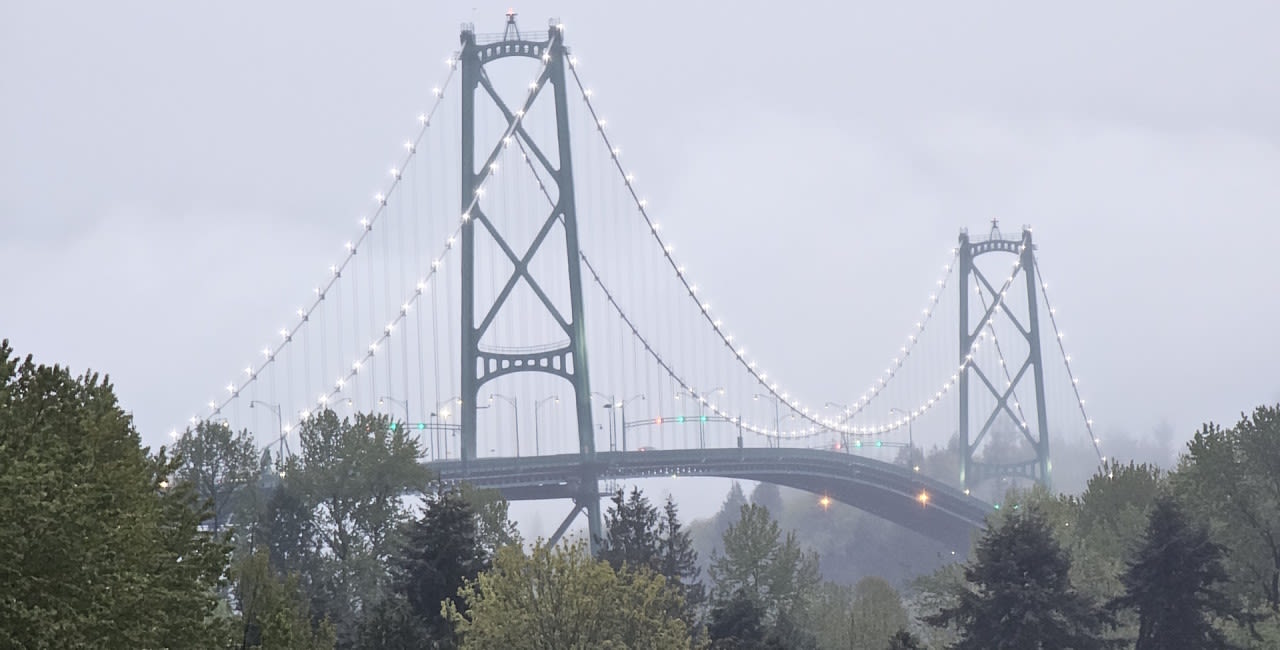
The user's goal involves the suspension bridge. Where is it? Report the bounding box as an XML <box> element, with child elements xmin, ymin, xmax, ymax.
<box><xmin>186</xmin><ymin>15</ymin><xmax>1102</xmax><ymax>553</ymax></box>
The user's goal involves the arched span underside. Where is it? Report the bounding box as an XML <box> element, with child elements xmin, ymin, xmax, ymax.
<box><xmin>426</xmin><ymin>448</ymin><xmax>991</xmax><ymax>550</ymax></box>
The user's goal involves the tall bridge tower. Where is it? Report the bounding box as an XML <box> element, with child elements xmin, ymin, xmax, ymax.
<box><xmin>457</xmin><ymin>16</ymin><xmax>601</xmax><ymax>544</ymax></box>
<box><xmin>957</xmin><ymin>222</ymin><xmax>1051</xmax><ymax>491</ymax></box>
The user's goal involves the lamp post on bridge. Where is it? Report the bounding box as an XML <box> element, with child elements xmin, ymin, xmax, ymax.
<box><xmin>533</xmin><ymin>395</ymin><xmax>559</xmax><ymax>456</ymax></box>
<box><xmin>889</xmin><ymin>407</ymin><xmax>918</xmax><ymax>472</ymax></box>
<box><xmin>825</xmin><ymin>401</ymin><xmax>852</xmax><ymax>453</ymax></box>
<box><xmin>489</xmin><ymin>394</ymin><xmax>519</xmax><ymax>459</ymax></box>
<box><xmin>608</xmin><ymin>394</ymin><xmax>645</xmax><ymax>452</ymax></box>
<box><xmin>693</xmin><ymin>388</ymin><xmax>724</xmax><ymax>449</ymax></box>
<box><xmin>430</xmin><ymin>396</ymin><xmax>461</xmax><ymax>460</ymax></box>
<box><xmin>591</xmin><ymin>392</ymin><xmax>618</xmax><ymax>451</ymax></box>
<box><xmin>754</xmin><ymin>393</ymin><xmax>781</xmax><ymax>449</ymax></box>
<box><xmin>378</xmin><ymin>395</ymin><xmax>410</xmax><ymax>428</ymax></box>
<box><xmin>249</xmin><ymin>400</ymin><xmax>287</xmax><ymax>463</ymax></box>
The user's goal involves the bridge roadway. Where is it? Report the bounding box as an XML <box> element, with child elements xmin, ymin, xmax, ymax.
<box><xmin>425</xmin><ymin>447</ymin><xmax>991</xmax><ymax>550</ymax></box>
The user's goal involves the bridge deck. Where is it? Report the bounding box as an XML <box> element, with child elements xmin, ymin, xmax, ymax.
<box><xmin>426</xmin><ymin>447</ymin><xmax>991</xmax><ymax>550</ymax></box>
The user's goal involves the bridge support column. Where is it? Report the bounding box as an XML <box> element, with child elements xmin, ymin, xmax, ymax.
<box><xmin>957</xmin><ymin>224</ymin><xmax>1052</xmax><ymax>492</ymax></box>
<box><xmin>456</xmin><ymin>19</ymin><xmax>601</xmax><ymax>543</ymax></box>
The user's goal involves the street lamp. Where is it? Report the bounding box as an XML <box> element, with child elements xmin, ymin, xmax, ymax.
<box><xmin>608</xmin><ymin>394</ymin><xmax>645</xmax><ymax>452</ymax></box>
<box><xmin>378</xmin><ymin>395</ymin><xmax>410</xmax><ymax>426</ymax></box>
<box><xmin>825</xmin><ymin>402</ymin><xmax>851</xmax><ymax>452</ymax></box>
<box><xmin>889</xmin><ymin>407</ymin><xmax>917</xmax><ymax>472</ymax></box>
<box><xmin>533</xmin><ymin>395</ymin><xmax>559</xmax><ymax>456</ymax></box>
<box><xmin>430</xmin><ymin>396</ymin><xmax>461</xmax><ymax>459</ymax></box>
<box><xmin>489</xmin><ymin>393</ymin><xmax>519</xmax><ymax>458</ymax></box>
<box><xmin>592</xmin><ymin>392</ymin><xmax>618</xmax><ymax>451</ymax></box>
<box><xmin>754</xmin><ymin>393</ymin><xmax>781</xmax><ymax>448</ymax></box>
<box><xmin>694</xmin><ymin>388</ymin><xmax>723</xmax><ymax>449</ymax></box>
<box><xmin>249</xmin><ymin>400</ymin><xmax>287</xmax><ymax>462</ymax></box>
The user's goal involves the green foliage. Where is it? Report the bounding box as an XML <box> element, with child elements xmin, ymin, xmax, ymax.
<box><xmin>174</xmin><ymin>419</ymin><xmax>259</xmax><ymax>533</ymax></box>
<box><xmin>1071</xmin><ymin>461</ymin><xmax>1165</xmax><ymax>606</ymax></box>
<box><xmin>602</xmin><ymin>488</ymin><xmax>705</xmax><ymax>623</ymax></box>
<box><xmin>1175</xmin><ymin>406</ymin><xmax>1280</xmax><ymax>618</ymax></box>
<box><xmin>295</xmin><ymin>408</ymin><xmax>432</xmax><ymax>639</ymax></box>
<box><xmin>448</xmin><ymin>540</ymin><xmax>690</xmax><ymax>649</ymax></box>
<box><xmin>1111</xmin><ymin>494</ymin><xmax>1241</xmax><ymax>649</ymax></box>
<box><xmin>458</xmin><ymin>483</ymin><xmax>522</xmax><ymax>554</ymax></box>
<box><xmin>812</xmin><ymin>578</ymin><xmax>910</xmax><ymax>650</ymax></box>
<box><xmin>394</xmin><ymin>487</ymin><xmax>491</xmax><ymax>646</ymax></box>
<box><xmin>234</xmin><ymin>549</ymin><xmax>336</xmax><ymax>650</ymax></box>
<box><xmin>709</xmin><ymin>503</ymin><xmax>821</xmax><ymax>628</ymax></box>
<box><xmin>886</xmin><ymin>628</ymin><xmax>924</xmax><ymax>650</ymax></box>
<box><xmin>926</xmin><ymin>507</ymin><xmax>1113</xmax><ymax>649</ymax></box>
<box><xmin>708</xmin><ymin>589</ymin><xmax>766</xmax><ymax>647</ymax></box>
<box><xmin>0</xmin><ymin>340</ymin><xmax>232</xmax><ymax>648</ymax></box>
<box><xmin>603</xmin><ymin>487</ymin><xmax>662</xmax><ymax>572</ymax></box>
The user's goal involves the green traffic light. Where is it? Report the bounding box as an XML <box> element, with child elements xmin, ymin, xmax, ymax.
<box><xmin>677</xmin><ymin>416</ymin><xmax>685</xmax><ymax>423</ymax></box>
<box><xmin>418</xmin><ymin>422</ymin><xmax>426</xmax><ymax>430</ymax></box>
<box><xmin>390</xmin><ymin>422</ymin><xmax>398</xmax><ymax>431</ymax></box>
<box><xmin>700</xmin><ymin>415</ymin><xmax>708</xmax><ymax>423</ymax></box>
<box><xmin>875</xmin><ymin>440</ymin><xmax>882</xmax><ymax>447</ymax></box>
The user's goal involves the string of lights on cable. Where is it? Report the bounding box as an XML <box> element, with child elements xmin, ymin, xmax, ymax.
<box><xmin>1035</xmin><ymin>258</ymin><xmax>1104</xmax><ymax>463</ymax></box>
<box><xmin>566</xmin><ymin>60</ymin><xmax>977</xmax><ymax>438</ymax></box>
<box><xmin>190</xmin><ymin>46</ymin><xmax>557</xmax><ymax>439</ymax></box>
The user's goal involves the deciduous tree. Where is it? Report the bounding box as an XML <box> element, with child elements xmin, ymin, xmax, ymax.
<box><xmin>448</xmin><ymin>541</ymin><xmax>690</xmax><ymax>649</ymax></box>
<box><xmin>0</xmin><ymin>341</ymin><xmax>231</xmax><ymax>648</ymax></box>
<box><xmin>174</xmin><ymin>419</ymin><xmax>258</xmax><ymax>533</ymax></box>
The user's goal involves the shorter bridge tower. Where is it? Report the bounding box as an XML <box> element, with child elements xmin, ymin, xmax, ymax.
<box><xmin>957</xmin><ymin>222</ymin><xmax>1051</xmax><ymax>491</ymax></box>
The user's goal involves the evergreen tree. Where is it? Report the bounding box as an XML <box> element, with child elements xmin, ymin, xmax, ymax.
<box><xmin>710</xmin><ymin>503</ymin><xmax>820</xmax><ymax>627</ymax></box>
<box><xmin>707</xmin><ymin>589</ymin><xmax>766</xmax><ymax>649</ymax></box>
<box><xmin>886</xmin><ymin>629</ymin><xmax>924</xmax><ymax>650</ymax></box>
<box><xmin>602</xmin><ymin>487</ymin><xmax>662</xmax><ymax>572</ymax></box>
<box><xmin>395</xmin><ymin>487</ymin><xmax>490</xmax><ymax>646</ymax></box>
<box><xmin>926</xmin><ymin>507</ymin><xmax>1112</xmax><ymax>649</ymax></box>
<box><xmin>659</xmin><ymin>495</ymin><xmax>706</xmax><ymax>618</ymax></box>
<box><xmin>1110</xmin><ymin>494</ymin><xmax>1241</xmax><ymax>649</ymax></box>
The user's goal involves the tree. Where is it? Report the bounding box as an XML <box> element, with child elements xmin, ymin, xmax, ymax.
<box><xmin>812</xmin><ymin>578</ymin><xmax>909</xmax><ymax>650</ymax></box>
<box><xmin>459</xmin><ymin>484</ymin><xmax>521</xmax><ymax>554</ymax></box>
<box><xmin>709</xmin><ymin>503</ymin><xmax>820</xmax><ymax>626</ymax></box>
<box><xmin>658</xmin><ymin>495</ymin><xmax>706</xmax><ymax>620</ymax></box>
<box><xmin>602</xmin><ymin>488</ymin><xmax>662</xmax><ymax>572</ymax></box>
<box><xmin>395</xmin><ymin>487</ymin><xmax>490</xmax><ymax>646</ymax></box>
<box><xmin>173</xmin><ymin>419</ymin><xmax>258</xmax><ymax>533</ymax></box>
<box><xmin>296</xmin><ymin>409</ymin><xmax>431</xmax><ymax>639</ymax></box>
<box><xmin>447</xmin><ymin>541</ymin><xmax>690</xmax><ymax>649</ymax></box>
<box><xmin>233</xmin><ymin>549</ymin><xmax>336</xmax><ymax>650</ymax></box>
<box><xmin>1175</xmin><ymin>407</ymin><xmax>1280</xmax><ymax>616</ymax></box>
<box><xmin>0</xmin><ymin>341</ymin><xmax>231</xmax><ymax>648</ymax></box>
<box><xmin>708</xmin><ymin>589</ymin><xmax>767</xmax><ymax>648</ymax></box>
<box><xmin>1071</xmin><ymin>461</ymin><xmax>1165</xmax><ymax>607</ymax></box>
<box><xmin>925</xmin><ymin>507</ymin><xmax>1112</xmax><ymax>649</ymax></box>
<box><xmin>1110</xmin><ymin>494</ymin><xmax>1241</xmax><ymax>649</ymax></box>
<box><xmin>886</xmin><ymin>629</ymin><xmax>924</xmax><ymax>650</ymax></box>
<box><xmin>849</xmin><ymin>577</ymin><xmax>910</xmax><ymax>650</ymax></box>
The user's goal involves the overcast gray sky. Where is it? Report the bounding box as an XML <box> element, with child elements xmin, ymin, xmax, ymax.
<box><xmin>4</xmin><ymin>2</ymin><xmax>1279</xmax><ymax>525</ymax></box>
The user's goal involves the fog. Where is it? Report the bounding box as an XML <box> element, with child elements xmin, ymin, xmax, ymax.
<box><xmin>3</xmin><ymin>2</ymin><xmax>1278</xmax><ymax>531</ymax></box>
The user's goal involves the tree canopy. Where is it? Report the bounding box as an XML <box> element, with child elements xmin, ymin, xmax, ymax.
<box><xmin>0</xmin><ymin>340</ymin><xmax>231</xmax><ymax>648</ymax></box>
